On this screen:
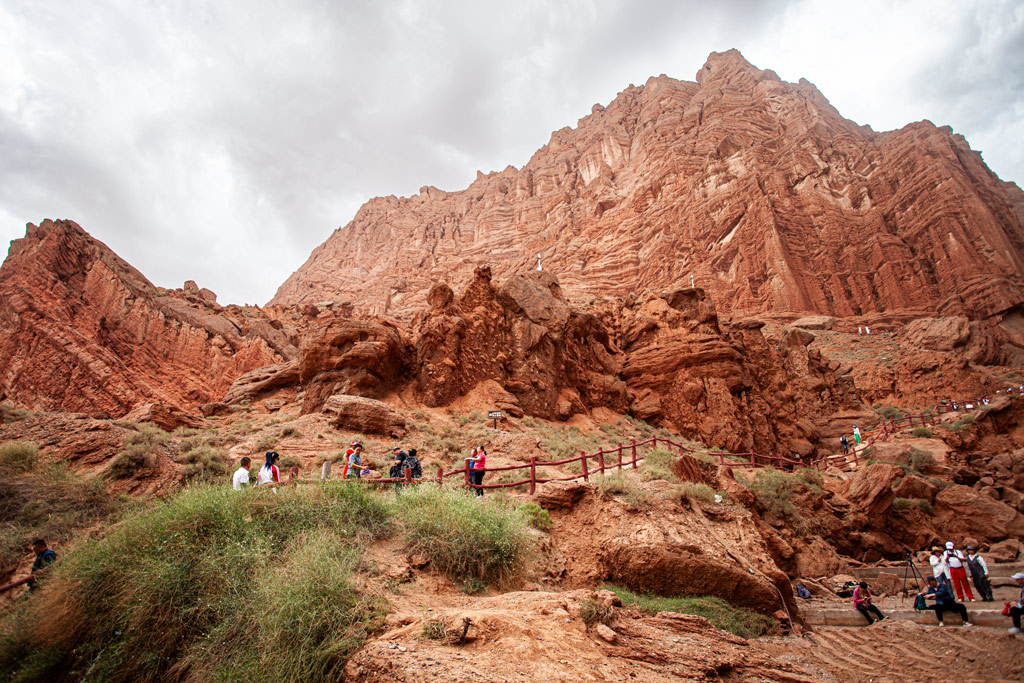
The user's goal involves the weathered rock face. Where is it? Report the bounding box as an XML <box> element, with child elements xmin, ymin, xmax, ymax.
<box><xmin>320</xmin><ymin>394</ymin><xmax>407</xmax><ymax>437</ymax></box>
<box><xmin>271</xmin><ymin>50</ymin><xmax>1024</xmax><ymax>323</ymax></box>
<box><xmin>0</xmin><ymin>220</ymin><xmax>294</xmax><ymax>415</ymax></box>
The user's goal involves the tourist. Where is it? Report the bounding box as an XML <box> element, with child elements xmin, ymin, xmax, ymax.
<box><xmin>466</xmin><ymin>446</ymin><xmax>486</xmax><ymax>497</ymax></box>
<box><xmin>965</xmin><ymin>545</ymin><xmax>994</xmax><ymax>602</ymax></box>
<box><xmin>929</xmin><ymin>547</ymin><xmax>951</xmax><ymax>591</ymax></box>
<box><xmin>232</xmin><ymin>456</ymin><xmax>251</xmax><ymax>490</ymax></box>
<box><xmin>27</xmin><ymin>539</ymin><xmax>57</xmax><ymax>591</ymax></box>
<box><xmin>852</xmin><ymin>425</ymin><xmax>861</xmax><ymax>445</ymax></box>
<box><xmin>943</xmin><ymin>541</ymin><xmax>975</xmax><ymax>601</ymax></box>
<box><xmin>918</xmin><ymin>575</ymin><xmax>971</xmax><ymax>627</ymax></box>
<box><xmin>865</xmin><ymin>326</ymin><xmax>871</xmax><ymax>335</ymax></box>
<box><xmin>342</xmin><ymin>440</ymin><xmax>358</xmax><ymax>479</ymax></box>
<box><xmin>256</xmin><ymin>451</ymin><xmax>281</xmax><ymax>493</ymax></box>
<box><xmin>1008</xmin><ymin>572</ymin><xmax>1024</xmax><ymax>634</ymax></box>
<box><xmin>840</xmin><ymin>435</ymin><xmax>849</xmax><ymax>455</ymax></box>
<box><xmin>390</xmin><ymin>447</ymin><xmax>408</xmax><ymax>494</ymax></box>
<box><xmin>858</xmin><ymin>326</ymin><xmax>863</xmax><ymax>335</ymax></box>
<box><xmin>347</xmin><ymin>444</ymin><xmax>368</xmax><ymax>479</ymax></box>
<box><xmin>853</xmin><ymin>581</ymin><xmax>886</xmax><ymax>624</ymax></box>
<box><xmin>402</xmin><ymin>448</ymin><xmax>422</xmax><ymax>482</ymax></box>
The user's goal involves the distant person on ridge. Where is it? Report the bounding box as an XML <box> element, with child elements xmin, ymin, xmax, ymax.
<box><xmin>942</xmin><ymin>541</ymin><xmax>975</xmax><ymax>602</ymax></box>
<box><xmin>918</xmin><ymin>575</ymin><xmax>972</xmax><ymax>627</ymax></box>
<box><xmin>852</xmin><ymin>425</ymin><xmax>861</xmax><ymax>445</ymax></box>
<box><xmin>1008</xmin><ymin>572</ymin><xmax>1024</xmax><ymax>634</ymax></box>
<box><xmin>27</xmin><ymin>539</ymin><xmax>57</xmax><ymax>591</ymax></box>
<box><xmin>256</xmin><ymin>451</ymin><xmax>281</xmax><ymax>493</ymax></box>
<box><xmin>840</xmin><ymin>435</ymin><xmax>849</xmax><ymax>455</ymax></box>
<box><xmin>965</xmin><ymin>545</ymin><xmax>993</xmax><ymax>602</ymax></box>
<box><xmin>232</xmin><ymin>456</ymin><xmax>251</xmax><ymax>490</ymax></box>
<box><xmin>852</xmin><ymin>581</ymin><xmax>886</xmax><ymax>624</ymax></box>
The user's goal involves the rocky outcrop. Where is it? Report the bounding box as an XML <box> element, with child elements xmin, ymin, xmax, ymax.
<box><xmin>271</xmin><ymin>50</ymin><xmax>1024</xmax><ymax>323</ymax></box>
<box><xmin>0</xmin><ymin>220</ymin><xmax>293</xmax><ymax>415</ymax></box>
<box><xmin>321</xmin><ymin>394</ymin><xmax>406</xmax><ymax>437</ymax></box>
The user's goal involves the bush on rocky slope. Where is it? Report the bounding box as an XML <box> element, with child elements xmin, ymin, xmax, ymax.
<box><xmin>604</xmin><ymin>585</ymin><xmax>776</xmax><ymax>638</ymax></box>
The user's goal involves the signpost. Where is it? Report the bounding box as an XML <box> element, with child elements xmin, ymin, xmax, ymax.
<box><xmin>488</xmin><ymin>410</ymin><xmax>503</xmax><ymax>430</ymax></box>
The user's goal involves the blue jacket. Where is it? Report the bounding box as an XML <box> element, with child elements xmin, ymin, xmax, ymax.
<box><xmin>925</xmin><ymin>583</ymin><xmax>955</xmax><ymax>606</ymax></box>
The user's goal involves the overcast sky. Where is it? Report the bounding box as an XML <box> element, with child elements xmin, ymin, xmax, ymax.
<box><xmin>2</xmin><ymin>0</ymin><xmax>1022</xmax><ymax>305</ymax></box>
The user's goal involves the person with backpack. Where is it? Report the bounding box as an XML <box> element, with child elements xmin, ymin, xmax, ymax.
<box><xmin>943</xmin><ymin>541</ymin><xmax>975</xmax><ymax>601</ymax></box>
<box><xmin>256</xmin><ymin>451</ymin><xmax>281</xmax><ymax>493</ymax></box>
<box><xmin>840</xmin><ymin>435</ymin><xmax>849</xmax><ymax>455</ymax></box>
<box><xmin>466</xmin><ymin>446</ymin><xmax>486</xmax><ymax>497</ymax></box>
<box><xmin>27</xmin><ymin>539</ymin><xmax>57</xmax><ymax>591</ymax></box>
<box><xmin>402</xmin><ymin>448</ymin><xmax>422</xmax><ymax>482</ymax></box>
<box><xmin>964</xmin><ymin>545</ymin><xmax>993</xmax><ymax>602</ymax></box>
<box><xmin>853</xmin><ymin>581</ymin><xmax>886</xmax><ymax>624</ymax></box>
<box><xmin>918</xmin><ymin>575</ymin><xmax>972</xmax><ymax>627</ymax></box>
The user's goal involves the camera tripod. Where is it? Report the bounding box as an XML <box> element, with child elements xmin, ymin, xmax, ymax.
<box><xmin>899</xmin><ymin>548</ymin><xmax>927</xmax><ymax>605</ymax></box>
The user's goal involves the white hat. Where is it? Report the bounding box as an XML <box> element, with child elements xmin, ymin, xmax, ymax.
<box><xmin>945</xmin><ymin>541</ymin><xmax>954</xmax><ymax>549</ymax></box>
<box><xmin>1012</xmin><ymin>572</ymin><xmax>1024</xmax><ymax>580</ymax></box>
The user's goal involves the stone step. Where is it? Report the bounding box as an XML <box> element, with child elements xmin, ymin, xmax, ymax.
<box><xmin>847</xmin><ymin>562</ymin><xmax>1024</xmax><ymax>580</ymax></box>
<box><xmin>802</xmin><ymin>607</ymin><xmax>1010</xmax><ymax>629</ymax></box>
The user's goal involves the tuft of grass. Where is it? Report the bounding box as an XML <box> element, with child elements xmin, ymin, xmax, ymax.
<box><xmin>107</xmin><ymin>424</ymin><xmax>167</xmax><ymax>479</ymax></box>
<box><xmin>747</xmin><ymin>470</ymin><xmax>807</xmax><ymax>525</ymax></box>
<box><xmin>908</xmin><ymin>448</ymin><xmax>935</xmax><ymax>473</ymax></box>
<box><xmin>0</xmin><ymin>484</ymin><xmax>390</xmax><ymax>682</ymax></box>
<box><xmin>676</xmin><ymin>482</ymin><xmax>716</xmax><ymax>503</ymax></box>
<box><xmin>604</xmin><ymin>585</ymin><xmax>776</xmax><ymax>638</ymax></box>
<box><xmin>280</xmin><ymin>425</ymin><xmax>302</xmax><ymax>438</ymax></box>
<box><xmin>393</xmin><ymin>485</ymin><xmax>533</xmax><ymax>586</ymax></box>
<box><xmin>894</xmin><ymin>497</ymin><xmax>933</xmax><ymax>514</ymax></box>
<box><xmin>0</xmin><ymin>404</ymin><xmax>34</xmax><ymax>424</ymax></box>
<box><xmin>0</xmin><ymin>441</ymin><xmax>38</xmax><ymax>472</ymax></box>
<box><xmin>422</xmin><ymin>618</ymin><xmax>449</xmax><ymax>640</ymax></box>
<box><xmin>253</xmin><ymin>435</ymin><xmax>279</xmax><ymax>452</ymax></box>
<box><xmin>640</xmin><ymin>448</ymin><xmax>674</xmax><ymax>482</ymax></box>
<box><xmin>278</xmin><ymin>454</ymin><xmax>302</xmax><ymax>470</ymax></box>
<box><xmin>911</xmin><ymin>427</ymin><xmax>933</xmax><ymax>438</ymax></box>
<box><xmin>174</xmin><ymin>445</ymin><xmax>233</xmax><ymax>482</ymax></box>
<box><xmin>515</xmin><ymin>502</ymin><xmax>552</xmax><ymax>531</ymax></box>
<box><xmin>579</xmin><ymin>598</ymin><xmax>614</xmax><ymax>626</ymax></box>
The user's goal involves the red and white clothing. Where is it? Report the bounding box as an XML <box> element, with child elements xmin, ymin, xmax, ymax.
<box><xmin>257</xmin><ymin>464</ymin><xmax>280</xmax><ymax>492</ymax></box>
<box><xmin>943</xmin><ymin>548</ymin><xmax>975</xmax><ymax>601</ymax></box>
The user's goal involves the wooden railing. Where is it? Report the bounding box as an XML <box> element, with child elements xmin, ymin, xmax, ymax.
<box><xmin>304</xmin><ymin>398</ymin><xmax>1006</xmax><ymax>492</ymax></box>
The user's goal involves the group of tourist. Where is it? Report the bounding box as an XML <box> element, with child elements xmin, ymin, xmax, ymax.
<box><xmin>854</xmin><ymin>541</ymin><xmax>1024</xmax><ymax>633</ymax></box>
<box><xmin>228</xmin><ymin>443</ymin><xmax>491</xmax><ymax>496</ymax></box>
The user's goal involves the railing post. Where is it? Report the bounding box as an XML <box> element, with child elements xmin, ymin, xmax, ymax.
<box><xmin>631</xmin><ymin>440</ymin><xmax>637</xmax><ymax>469</ymax></box>
<box><xmin>617</xmin><ymin>443</ymin><xmax>623</xmax><ymax>470</ymax></box>
<box><xmin>750</xmin><ymin>452</ymin><xmax>755</xmax><ymax>466</ymax></box>
<box><xmin>529</xmin><ymin>456</ymin><xmax>536</xmax><ymax>495</ymax></box>
<box><xmin>597</xmin><ymin>447</ymin><xmax>605</xmax><ymax>474</ymax></box>
<box><xmin>437</xmin><ymin>465</ymin><xmax>443</xmax><ymax>485</ymax></box>
<box><xmin>580</xmin><ymin>450</ymin><xmax>589</xmax><ymax>482</ymax></box>
<box><xmin>464</xmin><ymin>460</ymin><xmax>471</xmax><ymax>488</ymax></box>
<box><xmin>405</xmin><ymin>467</ymin><xmax>412</xmax><ymax>485</ymax></box>
<box><xmin>719</xmin><ymin>452</ymin><xmax>725</xmax><ymax>466</ymax></box>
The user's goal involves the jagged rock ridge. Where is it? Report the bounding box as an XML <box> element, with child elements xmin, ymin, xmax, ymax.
<box><xmin>271</xmin><ymin>49</ymin><xmax>1024</xmax><ymax>321</ymax></box>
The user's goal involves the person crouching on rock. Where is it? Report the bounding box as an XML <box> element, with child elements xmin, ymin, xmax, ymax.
<box><xmin>1008</xmin><ymin>572</ymin><xmax>1024</xmax><ymax>634</ymax></box>
<box><xmin>918</xmin><ymin>575</ymin><xmax>972</xmax><ymax>627</ymax></box>
<box><xmin>256</xmin><ymin>451</ymin><xmax>281</xmax><ymax>493</ymax></box>
<box><xmin>853</xmin><ymin>581</ymin><xmax>886</xmax><ymax>624</ymax></box>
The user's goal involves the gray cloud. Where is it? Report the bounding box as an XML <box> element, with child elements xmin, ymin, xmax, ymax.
<box><xmin>1</xmin><ymin>0</ymin><xmax>1021</xmax><ymax>305</ymax></box>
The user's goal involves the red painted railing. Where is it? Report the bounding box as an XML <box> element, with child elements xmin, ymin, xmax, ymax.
<box><xmin>302</xmin><ymin>397</ymin><xmax>1006</xmax><ymax>492</ymax></box>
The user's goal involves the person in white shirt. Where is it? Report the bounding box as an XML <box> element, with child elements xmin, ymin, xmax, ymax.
<box><xmin>232</xmin><ymin>457</ymin><xmax>251</xmax><ymax>490</ymax></box>
<box><xmin>256</xmin><ymin>451</ymin><xmax>281</xmax><ymax>494</ymax></box>
<box><xmin>965</xmin><ymin>545</ymin><xmax>993</xmax><ymax>602</ymax></box>
<box><xmin>943</xmin><ymin>541</ymin><xmax>975</xmax><ymax>601</ymax></box>
<box><xmin>929</xmin><ymin>546</ymin><xmax>951</xmax><ymax>591</ymax></box>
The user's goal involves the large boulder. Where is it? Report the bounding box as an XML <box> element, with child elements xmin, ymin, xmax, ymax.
<box><xmin>121</xmin><ymin>403</ymin><xmax>202</xmax><ymax>431</ymax></box>
<box><xmin>845</xmin><ymin>463</ymin><xmax>901</xmax><ymax>516</ymax></box>
<box><xmin>321</xmin><ymin>394</ymin><xmax>406</xmax><ymax>437</ymax></box>
<box><xmin>892</xmin><ymin>474</ymin><xmax>939</xmax><ymax>503</ymax></box>
<box><xmin>933</xmin><ymin>484</ymin><xmax>1024</xmax><ymax>542</ymax></box>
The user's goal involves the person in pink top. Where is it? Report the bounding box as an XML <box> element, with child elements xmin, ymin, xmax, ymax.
<box><xmin>853</xmin><ymin>581</ymin><xmax>886</xmax><ymax>624</ymax></box>
<box><xmin>466</xmin><ymin>446</ymin><xmax>486</xmax><ymax>497</ymax></box>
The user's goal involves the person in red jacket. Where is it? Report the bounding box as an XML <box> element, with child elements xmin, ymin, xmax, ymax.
<box><xmin>852</xmin><ymin>582</ymin><xmax>886</xmax><ymax>624</ymax></box>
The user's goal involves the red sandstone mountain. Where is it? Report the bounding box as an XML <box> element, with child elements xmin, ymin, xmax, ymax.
<box><xmin>0</xmin><ymin>219</ymin><xmax>295</xmax><ymax>414</ymax></box>
<box><xmin>271</xmin><ymin>50</ymin><xmax>1024</xmax><ymax>321</ymax></box>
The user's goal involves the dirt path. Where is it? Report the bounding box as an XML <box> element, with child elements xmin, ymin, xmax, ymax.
<box><xmin>762</xmin><ymin>620</ymin><xmax>1023</xmax><ymax>683</ymax></box>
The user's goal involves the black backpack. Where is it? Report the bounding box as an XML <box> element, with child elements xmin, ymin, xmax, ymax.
<box><xmin>403</xmin><ymin>456</ymin><xmax>422</xmax><ymax>479</ymax></box>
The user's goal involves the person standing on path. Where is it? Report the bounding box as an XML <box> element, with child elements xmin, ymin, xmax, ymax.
<box><xmin>918</xmin><ymin>575</ymin><xmax>972</xmax><ymax>627</ymax></box>
<box><xmin>853</xmin><ymin>425</ymin><xmax>861</xmax><ymax>445</ymax></box>
<box><xmin>943</xmin><ymin>541</ymin><xmax>975</xmax><ymax>601</ymax></box>
<box><xmin>965</xmin><ymin>545</ymin><xmax>994</xmax><ymax>602</ymax></box>
<box><xmin>840</xmin><ymin>435</ymin><xmax>849</xmax><ymax>455</ymax></box>
<box><xmin>929</xmin><ymin>547</ymin><xmax>952</xmax><ymax>592</ymax></box>
<box><xmin>1008</xmin><ymin>572</ymin><xmax>1024</xmax><ymax>634</ymax></box>
<box><xmin>466</xmin><ymin>446</ymin><xmax>486</xmax><ymax>497</ymax></box>
<box><xmin>853</xmin><ymin>582</ymin><xmax>886</xmax><ymax>624</ymax></box>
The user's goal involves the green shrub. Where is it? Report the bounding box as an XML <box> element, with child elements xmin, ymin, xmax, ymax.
<box><xmin>796</xmin><ymin>468</ymin><xmax>824</xmax><ymax>491</ymax></box>
<box><xmin>0</xmin><ymin>404</ymin><xmax>33</xmax><ymax>424</ymax></box>
<box><xmin>393</xmin><ymin>485</ymin><xmax>533</xmax><ymax>585</ymax></box>
<box><xmin>747</xmin><ymin>470</ymin><xmax>805</xmax><ymax>524</ymax></box>
<box><xmin>280</xmin><ymin>425</ymin><xmax>302</xmax><ymax>438</ymax></box>
<box><xmin>676</xmin><ymin>482</ymin><xmax>716</xmax><ymax>503</ymax></box>
<box><xmin>596</xmin><ymin>471</ymin><xmax>632</xmax><ymax>496</ymax></box>
<box><xmin>278</xmin><ymin>454</ymin><xmax>302</xmax><ymax>470</ymax></box>
<box><xmin>0</xmin><ymin>441</ymin><xmax>38</xmax><ymax>472</ymax></box>
<box><xmin>253</xmin><ymin>435</ymin><xmax>278</xmax><ymax>452</ymax></box>
<box><xmin>516</xmin><ymin>502</ymin><xmax>552</xmax><ymax>531</ymax></box>
<box><xmin>911</xmin><ymin>427</ymin><xmax>933</xmax><ymax>438</ymax></box>
<box><xmin>422</xmin><ymin>618</ymin><xmax>449</xmax><ymax>640</ymax></box>
<box><xmin>604</xmin><ymin>586</ymin><xmax>776</xmax><ymax>638</ymax></box>
<box><xmin>174</xmin><ymin>445</ymin><xmax>233</xmax><ymax>482</ymax></box>
<box><xmin>579</xmin><ymin>598</ymin><xmax>614</xmax><ymax>626</ymax></box>
<box><xmin>0</xmin><ymin>484</ymin><xmax>390</xmax><ymax>682</ymax></box>
<box><xmin>640</xmin><ymin>448</ymin><xmax>674</xmax><ymax>482</ymax></box>
<box><xmin>893</xmin><ymin>497</ymin><xmax>933</xmax><ymax>515</ymax></box>
<box><xmin>108</xmin><ymin>424</ymin><xmax>167</xmax><ymax>479</ymax></box>
<box><xmin>874</xmin><ymin>405</ymin><xmax>904</xmax><ymax>420</ymax></box>
<box><xmin>908</xmin><ymin>448</ymin><xmax>935</xmax><ymax>472</ymax></box>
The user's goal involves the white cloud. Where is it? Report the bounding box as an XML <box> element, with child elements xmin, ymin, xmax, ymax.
<box><xmin>0</xmin><ymin>0</ymin><xmax>1021</xmax><ymax>305</ymax></box>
